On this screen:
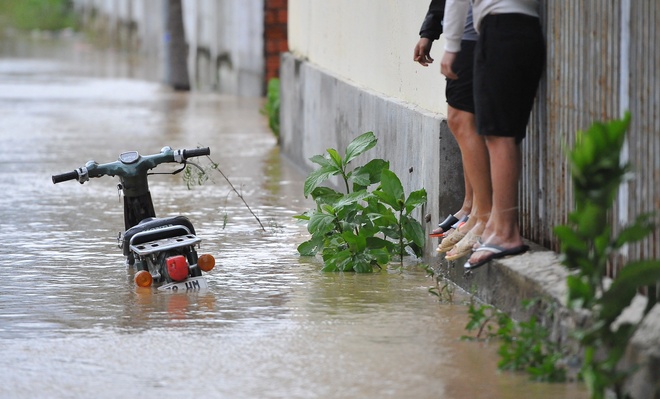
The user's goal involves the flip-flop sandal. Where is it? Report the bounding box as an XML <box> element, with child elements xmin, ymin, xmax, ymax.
<box><xmin>442</xmin><ymin>215</ymin><xmax>469</xmax><ymax>237</ymax></box>
<box><xmin>436</xmin><ymin>229</ymin><xmax>467</xmax><ymax>253</ymax></box>
<box><xmin>445</xmin><ymin>230</ymin><xmax>481</xmax><ymax>261</ymax></box>
<box><xmin>463</xmin><ymin>243</ymin><xmax>530</xmax><ymax>269</ymax></box>
<box><xmin>429</xmin><ymin>214</ymin><xmax>459</xmax><ymax>238</ymax></box>
<box><xmin>431</xmin><ymin>215</ymin><xmax>469</xmax><ymax>238</ymax></box>
<box><xmin>452</xmin><ymin>215</ymin><xmax>469</xmax><ymax>229</ymax></box>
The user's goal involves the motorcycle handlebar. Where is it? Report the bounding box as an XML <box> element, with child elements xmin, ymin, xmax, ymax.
<box><xmin>182</xmin><ymin>147</ymin><xmax>210</xmax><ymax>159</ymax></box>
<box><xmin>51</xmin><ymin>146</ymin><xmax>211</xmax><ymax>185</ymax></box>
<box><xmin>52</xmin><ymin>170</ymin><xmax>79</xmax><ymax>184</ymax></box>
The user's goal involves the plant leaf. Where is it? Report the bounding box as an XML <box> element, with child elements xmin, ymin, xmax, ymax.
<box><xmin>613</xmin><ymin>213</ymin><xmax>655</xmax><ymax>248</ymax></box>
<box><xmin>304</xmin><ymin>166</ymin><xmax>338</xmax><ymax>198</ymax></box>
<box><xmin>309</xmin><ymin>154</ymin><xmax>332</xmax><ymax>167</ymax></box>
<box><xmin>344</xmin><ymin>131</ymin><xmax>377</xmax><ymax>165</ymax></box>
<box><xmin>308</xmin><ymin>212</ymin><xmax>336</xmax><ymax>235</ymax></box>
<box><xmin>334</xmin><ymin>190</ymin><xmax>372</xmax><ymax>209</ymax></box>
<box><xmin>376</xmin><ymin>169</ymin><xmax>404</xmax><ymax>209</ymax></box>
<box><xmin>327</xmin><ymin>148</ymin><xmax>343</xmax><ymax>169</ymax></box>
<box><xmin>350</xmin><ymin>158</ymin><xmax>389</xmax><ymax>191</ymax></box>
<box><xmin>404</xmin><ymin>189</ymin><xmax>427</xmax><ymax>214</ymax></box>
<box><xmin>297</xmin><ymin>236</ymin><xmax>323</xmax><ymax>256</ymax></box>
<box><xmin>598</xmin><ymin>260</ymin><xmax>660</xmax><ymax>322</ymax></box>
<box><xmin>403</xmin><ymin>216</ymin><xmax>425</xmax><ymax>248</ymax></box>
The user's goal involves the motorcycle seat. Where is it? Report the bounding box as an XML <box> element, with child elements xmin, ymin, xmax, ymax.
<box><xmin>122</xmin><ymin>216</ymin><xmax>197</xmax><ymax>256</ymax></box>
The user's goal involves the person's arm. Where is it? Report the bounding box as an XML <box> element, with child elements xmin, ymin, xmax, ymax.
<box><xmin>414</xmin><ymin>0</ymin><xmax>446</xmax><ymax>66</ymax></box>
<box><xmin>442</xmin><ymin>0</ymin><xmax>470</xmax><ymax>53</ymax></box>
<box><xmin>419</xmin><ymin>0</ymin><xmax>445</xmax><ymax>40</ymax></box>
<box><xmin>440</xmin><ymin>0</ymin><xmax>470</xmax><ymax>79</ymax></box>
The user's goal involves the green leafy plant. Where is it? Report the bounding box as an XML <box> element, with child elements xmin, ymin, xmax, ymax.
<box><xmin>0</xmin><ymin>0</ymin><xmax>77</xmax><ymax>31</ymax></box>
<box><xmin>554</xmin><ymin>112</ymin><xmax>660</xmax><ymax>399</ymax></box>
<box><xmin>463</xmin><ymin>299</ymin><xmax>567</xmax><ymax>382</ymax></box>
<box><xmin>260</xmin><ymin>78</ymin><xmax>280</xmax><ymax>140</ymax></box>
<box><xmin>295</xmin><ymin>131</ymin><xmax>427</xmax><ymax>272</ymax></box>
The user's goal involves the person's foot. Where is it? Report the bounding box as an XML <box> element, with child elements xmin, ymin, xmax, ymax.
<box><xmin>464</xmin><ymin>241</ymin><xmax>529</xmax><ymax>269</ymax></box>
<box><xmin>445</xmin><ymin>228</ymin><xmax>481</xmax><ymax>261</ymax></box>
<box><xmin>436</xmin><ymin>224</ymin><xmax>468</xmax><ymax>253</ymax></box>
<box><xmin>465</xmin><ymin>231</ymin><xmax>526</xmax><ymax>268</ymax></box>
<box><xmin>430</xmin><ymin>212</ymin><xmax>469</xmax><ymax>237</ymax></box>
<box><xmin>445</xmin><ymin>222</ymin><xmax>484</xmax><ymax>259</ymax></box>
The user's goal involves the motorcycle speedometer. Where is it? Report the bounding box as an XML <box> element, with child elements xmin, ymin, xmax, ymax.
<box><xmin>119</xmin><ymin>151</ymin><xmax>140</xmax><ymax>164</ymax></box>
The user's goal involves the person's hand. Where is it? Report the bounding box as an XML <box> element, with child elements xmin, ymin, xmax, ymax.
<box><xmin>414</xmin><ymin>38</ymin><xmax>434</xmax><ymax>66</ymax></box>
<box><xmin>440</xmin><ymin>51</ymin><xmax>459</xmax><ymax>80</ymax></box>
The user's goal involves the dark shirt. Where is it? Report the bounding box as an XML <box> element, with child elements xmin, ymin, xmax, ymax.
<box><xmin>419</xmin><ymin>0</ymin><xmax>446</xmax><ymax>40</ymax></box>
<box><xmin>419</xmin><ymin>0</ymin><xmax>478</xmax><ymax>41</ymax></box>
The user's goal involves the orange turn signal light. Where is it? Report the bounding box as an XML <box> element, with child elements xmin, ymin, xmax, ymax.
<box><xmin>198</xmin><ymin>254</ymin><xmax>215</xmax><ymax>272</ymax></box>
<box><xmin>134</xmin><ymin>270</ymin><xmax>153</xmax><ymax>287</ymax></box>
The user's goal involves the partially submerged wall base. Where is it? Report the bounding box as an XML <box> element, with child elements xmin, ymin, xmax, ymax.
<box><xmin>279</xmin><ymin>52</ymin><xmax>464</xmax><ymax>259</ymax></box>
<box><xmin>436</xmin><ymin>242</ymin><xmax>660</xmax><ymax>399</ymax></box>
<box><xmin>279</xmin><ymin>51</ymin><xmax>659</xmax><ymax>398</ymax></box>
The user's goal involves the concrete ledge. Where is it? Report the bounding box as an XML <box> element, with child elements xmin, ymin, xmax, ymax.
<box><xmin>434</xmin><ymin>243</ymin><xmax>660</xmax><ymax>399</ymax></box>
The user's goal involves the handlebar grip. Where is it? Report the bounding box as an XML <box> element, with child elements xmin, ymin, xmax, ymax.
<box><xmin>52</xmin><ymin>171</ymin><xmax>79</xmax><ymax>184</ymax></box>
<box><xmin>182</xmin><ymin>147</ymin><xmax>210</xmax><ymax>159</ymax></box>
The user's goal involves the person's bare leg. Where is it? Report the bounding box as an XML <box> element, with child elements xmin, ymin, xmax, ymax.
<box><xmin>432</xmin><ymin>106</ymin><xmax>472</xmax><ymax>236</ymax></box>
<box><xmin>468</xmin><ymin>136</ymin><xmax>524</xmax><ymax>264</ymax></box>
<box><xmin>447</xmin><ymin>106</ymin><xmax>473</xmax><ymax>219</ymax></box>
<box><xmin>444</xmin><ymin>109</ymin><xmax>492</xmax><ymax>257</ymax></box>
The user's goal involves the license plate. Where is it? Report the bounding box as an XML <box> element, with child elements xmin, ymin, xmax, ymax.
<box><xmin>158</xmin><ymin>276</ymin><xmax>208</xmax><ymax>292</ymax></box>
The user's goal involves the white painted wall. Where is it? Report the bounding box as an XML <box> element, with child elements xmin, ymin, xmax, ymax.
<box><xmin>288</xmin><ymin>0</ymin><xmax>448</xmax><ymax>115</ymax></box>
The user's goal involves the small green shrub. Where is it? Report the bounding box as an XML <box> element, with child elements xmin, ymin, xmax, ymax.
<box><xmin>555</xmin><ymin>112</ymin><xmax>660</xmax><ymax>399</ymax></box>
<box><xmin>463</xmin><ymin>300</ymin><xmax>567</xmax><ymax>383</ymax></box>
<box><xmin>295</xmin><ymin>131</ymin><xmax>427</xmax><ymax>272</ymax></box>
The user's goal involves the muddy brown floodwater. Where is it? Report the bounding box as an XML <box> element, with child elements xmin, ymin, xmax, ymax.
<box><xmin>0</xmin><ymin>31</ymin><xmax>588</xmax><ymax>399</ymax></box>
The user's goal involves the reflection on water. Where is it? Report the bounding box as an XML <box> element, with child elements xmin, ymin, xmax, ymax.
<box><xmin>0</xmin><ymin>32</ymin><xmax>587</xmax><ymax>398</ymax></box>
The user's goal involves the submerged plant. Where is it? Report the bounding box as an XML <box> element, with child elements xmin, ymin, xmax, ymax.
<box><xmin>463</xmin><ymin>299</ymin><xmax>567</xmax><ymax>383</ymax></box>
<box><xmin>295</xmin><ymin>131</ymin><xmax>426</xmax><ymax>272</ymax></box>
<box><xmin>554</xmin><ymin>112</ymin><xmax>660</xmax><ymax>399</ymax></box>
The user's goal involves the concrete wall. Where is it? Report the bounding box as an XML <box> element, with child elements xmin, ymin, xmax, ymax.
<box><xmin>183</xmin><ymin>0</ymin><xmax>264</xmax><ymax>95</ymax></box>
<box><xmin>72</xmin><ymin>0</ymin><xmax>265</xmax><ymax>96</ymax></box>
<box><xmin>288</xmin><ymin>0</ymin><xmax>448</xmax><ymax>115</ymax></box>
<box><xmin>281</xmin><ymin>1</ymin><xmax>461</xmax><ymax>258</ymax></box>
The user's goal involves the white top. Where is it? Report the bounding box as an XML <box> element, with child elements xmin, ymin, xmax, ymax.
<box><xmin>443</xmin><ymin>0</ymin><xmax>540</xmax><ymax>52</ymax></box>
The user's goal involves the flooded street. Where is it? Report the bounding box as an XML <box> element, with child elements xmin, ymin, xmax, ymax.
<box><xmin>0</xmin><ymin>32</ymin><xmax>587</xmax><ymax>399</ymax></box>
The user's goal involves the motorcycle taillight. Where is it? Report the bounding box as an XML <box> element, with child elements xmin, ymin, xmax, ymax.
<box><xmin>166</xmin><ymin>255</ymin><xmax>189</xmax><ymax>282</ymax></box>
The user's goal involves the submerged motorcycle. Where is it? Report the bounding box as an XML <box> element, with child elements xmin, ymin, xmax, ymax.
<box><xmin>52</xmin><ymin>146</ymin><xmax>216</xmax><ymax>291</ymax></box>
